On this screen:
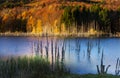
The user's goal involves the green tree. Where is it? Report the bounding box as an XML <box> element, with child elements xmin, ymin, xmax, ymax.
<box><xmin>71</xmin><ymin>5</ymin><xmax>80</xmax><ymax>32</ymax></box>
<box><xmin>90</xmin><ymin>5</ymin><xmax>101</xmax><ymax>31</ymax></box>
<box><xmin>61</xmin><ymin>6</ymin><xmax>73</xmax><ymax>32</ymax></box>
<box><xmin>98</xmin><ymin>9</ymin><xmax>110</xmax><ymax>32</ymax></box>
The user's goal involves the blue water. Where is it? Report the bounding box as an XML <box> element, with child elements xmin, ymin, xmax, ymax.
<box><xmin>0</xmin><ymin>36</ymin><xmax>120</xmax><ymax>75</ymax></box>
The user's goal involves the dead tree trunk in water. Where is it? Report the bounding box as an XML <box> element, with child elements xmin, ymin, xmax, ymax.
<box><xmin>61</xmin><ymin>43</ymin><xmax>65</xmax><ymax>71</ymax></box>
<box><xmin>40</xmin><ymin>41</ymin><xmax>43</xmax><ymax>57</ymax></box>
<box><xmin>55</xmin><ymin>41</ymin><xmax>57</xmax><ymax>62</ymax></box>
<box><xmin>87</xmin><ymin>41</ymin><xmax>93</xmax><ymax>61</ymax></box>
<box><xmin>51</xmin><ymin>40</ymin><xmax>54</xmax><ymax>70</ymax></box>
<box><xmin>45</xmin><ymin>46</ymin><xmax>48</xmax><ymax>59</ymax></box>
<box><xmin>115</xmin><ymin>58</ymin><xmax>120</xmax><ymax>75</ymax></box>
<box><xmin>96</xmin><ymin>51</ymin><xmax>111</xmax><ymax>74</ymax></box>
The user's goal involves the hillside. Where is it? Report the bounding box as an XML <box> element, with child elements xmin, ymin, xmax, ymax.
<box><xmin>0</xmin><ymin>0</ymin><xmax>120</xmax><ymax>36</ymax></box>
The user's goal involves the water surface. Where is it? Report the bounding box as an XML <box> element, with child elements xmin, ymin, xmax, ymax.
<box><xmin>0</xmin><ymin>36</ymin><xmax>120</xmax><ymax>74</ymax></box>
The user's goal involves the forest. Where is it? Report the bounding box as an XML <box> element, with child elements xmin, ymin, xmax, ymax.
<box><xmin>0</xmin><ymin>0</ymin><xmax>120</xmax><ymax>35</ymax></box>
<box><xmin>0</xmin><ymin>0</ymin><xmax>33</xmax><ymax>9</ymax></box>
<box><xmin>61</xmin><ymin>5</ymin><xmax>120</xmax><ymax>34</ymax></box>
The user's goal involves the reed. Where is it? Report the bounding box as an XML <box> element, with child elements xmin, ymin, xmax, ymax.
<box><xmin>0</xmin><ymin>56</ymin><xmax>69</xmax><ymax>78</ymax></box>
<box><xmin>96</xmin><ymin>51</ymin><xmax>111</xmax><ymax>75</ymax></box>
<box><xmin>31</xmin><ymin>37</ymin><xmax>68</xmax><ymax>74</ymax></box>
<box><xmin>115</xmin><ymin>58</ymin><xmax>120</xmax><ymax>75</ymax></box>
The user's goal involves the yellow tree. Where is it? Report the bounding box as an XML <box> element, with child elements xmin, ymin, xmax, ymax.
<box><xmin>36</xmin><ymin>19</ymin><xmax>43</xmax><ymax>34</ymax></box>
<box><xmin>27</xmin><ymin>16</ymin><xmax>35</xmax><ymax>32</ymax></box>
<box><xmin>2</xmin><ymin>14</ymin><xmax>9</xmax><ymax>22</ymax></box>
<box><xmin>53</xmin><ymin>20</ymin><xmax>59</xmax><ymax>34</ymax></box>
<box><xmin>21</xmin><ymin>11</ymin><xmax>27</xmax><ymax>20</ymax></box>
<box><xmin>61</xmin><ymin>23</ymin><xmax>66</xmax><ymax>34</ymax></box>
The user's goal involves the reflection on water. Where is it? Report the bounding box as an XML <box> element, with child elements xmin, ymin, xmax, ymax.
<box><xmin>0</xmin><ymin>36</ymin><xmax>120</xmax><ymax>74</ymax></box>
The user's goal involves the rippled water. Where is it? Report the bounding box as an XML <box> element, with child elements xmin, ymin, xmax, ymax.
<box><xmin>0</xmin><ymin>36</ymin><xmax>120</xmax><ymax>74</ymax></box>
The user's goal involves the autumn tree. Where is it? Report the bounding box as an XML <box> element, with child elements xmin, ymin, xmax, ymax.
<box><xmin>27</xmin><ymin>16</ymin><xmax>35</xmax><ymax>32</ymax></box>
<box><xmin>35</xmin><ymin>19</ymin><xmax>43</xmax><ymax>33</ymax></box>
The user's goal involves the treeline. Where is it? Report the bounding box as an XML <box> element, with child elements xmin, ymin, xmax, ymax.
<box><xmin>0</xmin><ymin>0</ymin><xmax>33</xmax><ymax>8</ymax></box>
<box><xmin>0</xmin><ymin>4</ymin><xmax>120</xmax><ymax>34</ymax></box>
<box><xmin>0</xmin><ymin>9</ymin><xmax>28</xmax><ymax>32</ymax></box>
<box><xmin>61</xmin><ymin>5</ymin><xmax>120</xmax><ymax>34</ymax></box>
<box><xmin>0</xmin><ymin>15</ymin><xmax>27</xmax><ymax>32</ymax></box>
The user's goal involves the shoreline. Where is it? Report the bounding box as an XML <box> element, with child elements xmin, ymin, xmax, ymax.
<box><xmin>0</xmin><ymin>32</ymin><xmax>120</xmax><ymax>38</ymax></box>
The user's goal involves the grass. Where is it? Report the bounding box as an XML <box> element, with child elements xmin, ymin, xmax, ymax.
<box><xmin>0</xmin><ymin>56</ymin><xmax>119</xmax><ymax>78</ymax></box>
<box><xmin>0</xmin><ymin>56</ymin><xmax>68</xmax><ymax>78</ymax></box>
<box><xmin>68</xmin><ymin>74</ymin><xmax>120</xmax><ymax>78</ymax></box>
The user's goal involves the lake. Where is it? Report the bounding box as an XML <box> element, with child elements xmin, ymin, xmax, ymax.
<box><xmin>0</xmin><ymin>36</ymin><xmax>120</xmax><ymax>75</ymax></box>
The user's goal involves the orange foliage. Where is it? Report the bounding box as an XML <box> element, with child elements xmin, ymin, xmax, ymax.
<box><xmin>22</xmin><ymin>11</ymin><xmax>27</xmax><ymax>20</ymax></box>
<box><xmin>2</xmin><ymin>14</ymin><xmax>9</xmax><ymax>22</ymax></box>
<box><xmin>61</xmin><ymin>23</ymin><xmax>66</xmax><ymax>33</ymax></box>
<box><xmin>35</xmin><ymin>19</ymin><xmax>43</xmax><ymax>33</ymax></box>
<box><xmin>3</xmin><ymin>0</ymin><xmax>120</xmax><ymax>34</ymax></box>
<box><xmin>27</xmin><ymin>16</ymin><xmax>35</xmax><ymax>32</ymax></box>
